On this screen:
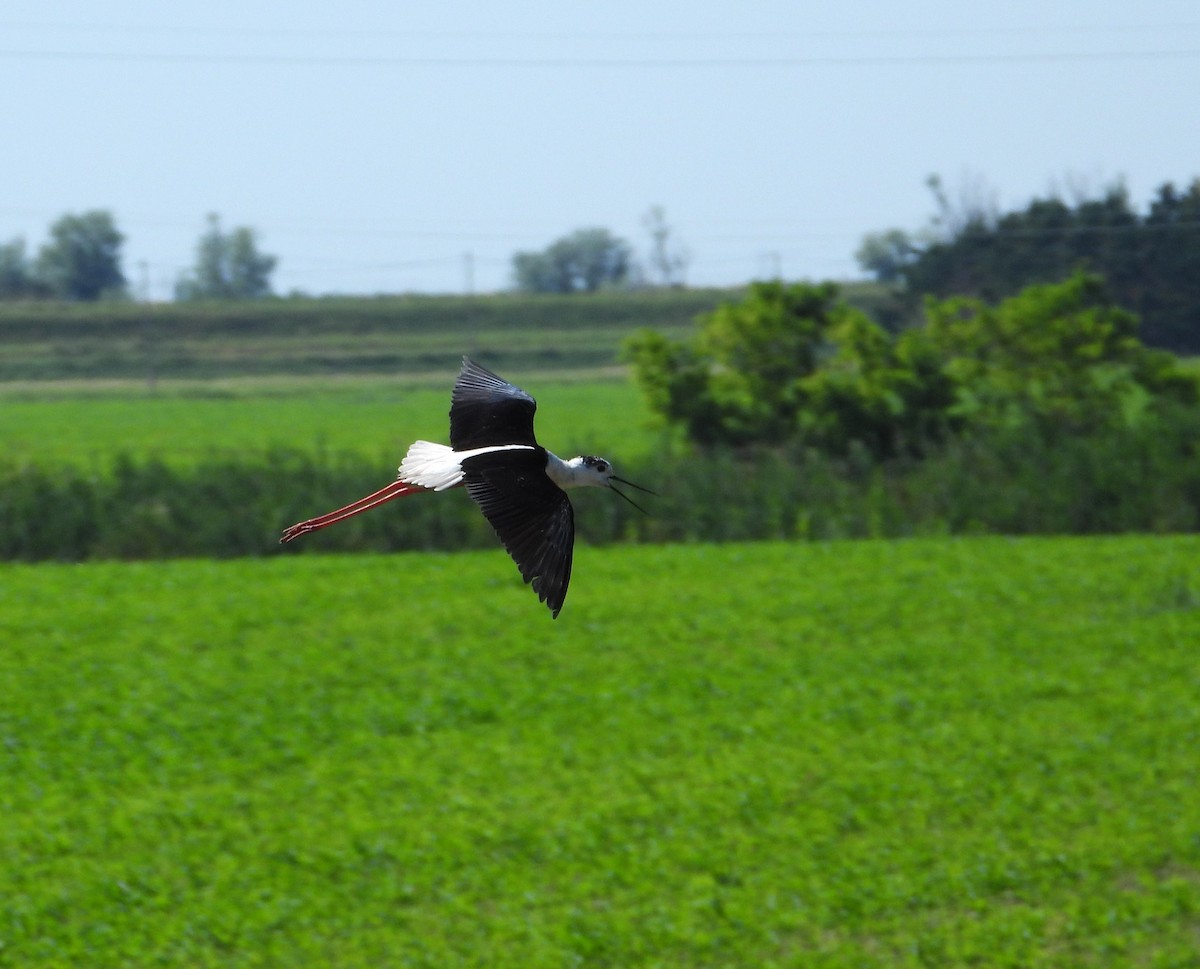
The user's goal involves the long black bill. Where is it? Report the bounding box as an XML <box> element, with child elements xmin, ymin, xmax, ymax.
<box><xmin>610</xmin><ymin>475</ymin><xmax>657</xmax><ymax>515</ymax></box>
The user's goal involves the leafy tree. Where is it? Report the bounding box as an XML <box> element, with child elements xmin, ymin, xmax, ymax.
<box><xmin>624</xmin><ymin>281</ymin><xmax>940</xmax><ymax>451</ymax></box>
<box><xmin>626</xmin><ymin>273</ymin><xmax>1197</xmax><ymax>458</ymax></box>
<box><xmin>513</xmin><ymin>228</ymin><xmax>633</xmax><ymax>293</ymax></box>
<box><xmin>865</xmin><ymin>175</ymin><xmax>1200</xmax><ymax>351</ymax></box>
<box><xmin>921</xmin><ymin>272</ymin><xmax>1197</xmax><ymax>432</ymax></box>
<box><xmin>0</xmin><ymin>237</ymin><xmax>47</xmax><ymax>299</ymax></box>
<box><xmin>35</xmin><ymin>210</ymin><xmax>126</xmax><ymax>300</ymax></box>
<box><xmin>1138</xmin><ymin>180</ymin><xmax>1200</xmax><ymax>348</ymax></box>
<box><xmin>795</xmin><ymin>312</ymin><xmax>959</xmax><ymax>457</ymax></box>
<box><xmin>175</xmin><ymin>214</ymin><xmax>277</xmax><ymax>300</ymax></box>
<box><xmin>854</xmin><ymin>229</ymin><xmax>916</xmax><ymax>284</ymax></box>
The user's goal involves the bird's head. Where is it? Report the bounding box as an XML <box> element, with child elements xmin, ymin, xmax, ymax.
<box><xmin>568</xmin><ymin>455</ymin><xmax>656</xmax><ymax>512</ymax></box>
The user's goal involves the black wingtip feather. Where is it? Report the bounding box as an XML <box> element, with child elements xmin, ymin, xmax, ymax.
<box><xmin>450</xmin><ymin>358</ymin><xmax>540</xmax><ymax>451</ymax></box>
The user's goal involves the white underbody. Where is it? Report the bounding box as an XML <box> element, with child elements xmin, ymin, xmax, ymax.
<box><xmin>398</xmin><ymin>441</ymin><xmax>601</xmax><ymax>491</ymax></box>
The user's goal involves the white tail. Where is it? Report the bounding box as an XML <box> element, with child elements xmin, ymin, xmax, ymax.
<box><xmin>398</xmin><ymin>440</ymin><xmax>538</xmax><ymax>491</ymax></box>
<box><xmin>398</xmin><ymin>440</ymin><xmax>463</xmax><ymax>491</ymax></box>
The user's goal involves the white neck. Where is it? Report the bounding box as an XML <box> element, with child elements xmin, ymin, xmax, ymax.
<box><xmin>545</xmin><ymin>452</ymin><xmax>599</xmax><ymax>490</ymax></box>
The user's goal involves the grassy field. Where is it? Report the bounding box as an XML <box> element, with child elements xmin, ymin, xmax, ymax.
<box><xmin>0</xmin><ymin>290</ymin><xmax>729</xmax><ymax>382</ymax></box>
<box><xmin>0</xmin><ymin>284</ymin><xmax>911</xmax><ymax>383</ymax></box>
<box><xmin>2</xmin><ymin>536</ymin><xmax>1198</xmax><ymax>967</ymax></box>
<box><xmin>0</xmin><ymin>371</ymin><xmax>661</xmax><ymax>469</ymax></box>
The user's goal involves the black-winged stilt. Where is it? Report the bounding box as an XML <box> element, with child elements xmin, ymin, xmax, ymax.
<box><xmin>280</xmin><ymin>356</ymin><xmax>654</xmax><ymax>617</ymax></box>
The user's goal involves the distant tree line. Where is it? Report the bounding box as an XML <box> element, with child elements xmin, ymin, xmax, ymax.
<box><xmin>4</xmin><ymin>205</ymin><xmax>691</xmax><ymax>302</ymax></box>
<box><xmin>858</xmin><ymin>176</ymin><xmax>1200</xmax><ymax>352</ymax></box>
<box><xmin>0</xmin><ymin>211</ymin><xmax>277</xmax><ymax>302</ymax></box>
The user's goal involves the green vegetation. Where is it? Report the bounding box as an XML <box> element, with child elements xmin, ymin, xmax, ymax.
<box><xmin>0</xmin><ymin>377</ymin><xmax>663</xmax><ymax>561</ymax></box>
<box><xmin>2</xmin><ymin>281</ymin><xmax>1197</xmax><ymax>563</ymax></box>
<box><xmin>0</xmin><ymin>376</ymin><xmax>652</xmax><ymax>468</ymax></box>
<box><xmin>513</xmin><ymin>227</ymin><xmax>634</xmax><ymax>293</ymax></box>
<box><xmin>2</xmin><ymin>537</ymin><xmax>1198</xmax><ymax>966</ymax></box>
<box><xmin>175</xmin><ymin>214</ymin><xmax>278</xmax><ymax>301</ymax></box>
<box><xmin>0</xmin><ymin>210</ymin><xmax>125</xmax><ymax>301</ymax></box>
<box><xmin>862</xmin><ymin>176</ymin><xmax>1200</xmax><ymax>352</ymax></box>
<box><xmin>3</xmin><ymin>275</ymin><xmax>1197</xmax><ymax>964</ymax></box>
<box><xmin>625</xmin><ymin>274</ymin><xmax>1198</xmax><ymax>456</ymax></box>
<box><xmin>6</xmin><ymin>403</ymin><xmax>1198</xmax><ymax>560</ymax></box>
<box><xmin>3</xmin><ymin>351</ymin><xmax>1199</xmax><ymax>561</ymax></box>
<box><xmin>2</xmin><ymin>209</ymin><xmax>277</xmax><ymax>305</ymax></box>
<box><xmin>0</xmin><ymin>289</ymin><xmax>730</xmax><ymax>382</ymax></box>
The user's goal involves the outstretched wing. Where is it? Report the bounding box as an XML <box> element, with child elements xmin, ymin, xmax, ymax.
<box><xmin>450</xmin><ymin>357</ymin><xmax>539</xmax><ymax>450</ymax></box>
<box><xmin>461</xmin><ymin>448</ymin><xmax>574</xmax><ymax>618</ymax></box>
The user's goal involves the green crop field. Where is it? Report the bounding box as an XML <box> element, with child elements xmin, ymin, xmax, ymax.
<box><xmin>0</xmin><ymin>284</ymin><xmax>905</xmax><ymax>384</ymax></box>
<box><xmin>0</xmin><ymin>372</ymin><xmax>660</xmax><ymax>469</ymax></box>
<box><xmin>0</xmin><ymin>290</ymin><xmax>731</xmax><ymax>383</ymax></box>
<box><xmin>3</xmin><ymin>536</ymin><xmax>1198</xmax><ymax>967</ymax></box>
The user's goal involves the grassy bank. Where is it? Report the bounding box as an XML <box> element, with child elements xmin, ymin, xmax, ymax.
<box><xmin>0</xmin><ymin>290</ymin><xmax>729</xmax><ymax>382</ymax></box>
<box><xmin>3</xmin><ymin>403</ymin><xmax>1197</xmax><ymax>560</ymax></box>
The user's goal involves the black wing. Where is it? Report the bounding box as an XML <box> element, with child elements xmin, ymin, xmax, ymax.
<box><xmin>461</xmin><ymin>449</ymin><xmax>574</xmax><ymax>618</ymax></box>
<box><xmin>450</xmin><ymin>357</ymin><xmax>539</xmax><ymax>450</ymax></box>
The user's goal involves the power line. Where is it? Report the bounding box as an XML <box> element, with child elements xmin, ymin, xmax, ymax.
<box><xmin>2</xmin><ymin>21</ymin><xmax>1198</xmax><ymax>42</ymax></box>
<box><xmin>0</xmin><ymin>47</ymin><xmax>1198</xmax><ymax>68</ymax></box>
<box><xmin>921</xmin><ymin>219</ymin><xmax>1200</xmax><ymax>241</ymax></box>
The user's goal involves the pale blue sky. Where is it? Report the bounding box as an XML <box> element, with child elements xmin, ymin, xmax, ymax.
<box><xmin>2</xmin><ymin>1</ymin><xmax>1197</xmax><ymax>298</ymax></box>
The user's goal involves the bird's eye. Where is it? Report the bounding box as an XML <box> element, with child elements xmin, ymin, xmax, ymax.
<box><xmin>597</xmin><ymin>461</ymin><xmax>609</xmax><ymax>473</ymax></box>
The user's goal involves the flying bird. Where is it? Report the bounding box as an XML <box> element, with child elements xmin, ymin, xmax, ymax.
<box><xmin>280</xmin><ymin>356</ymin><xmax>654</xmax><ymax>617</ymax></box>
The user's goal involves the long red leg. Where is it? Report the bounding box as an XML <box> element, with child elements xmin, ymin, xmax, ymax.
<box><xmin>280</xmin><ymin>479</ymin><xmax>427</xmax><ymax>543</ymax></box>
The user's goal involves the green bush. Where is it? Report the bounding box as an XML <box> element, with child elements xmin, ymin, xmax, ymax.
<box><xmin>625</xmin><ymin>273</ymin><xmax>1200</xmax><ymax>460</ymax></box>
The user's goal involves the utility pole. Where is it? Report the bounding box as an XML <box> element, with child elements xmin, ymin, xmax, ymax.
<box><xmin>766</xmin><ymin>250</ymin><xmax>782</xmax><ymax>281</ymax></box>
<box><xmin>463</xmin><ymin>251</ymin><xmax>475</xmax><ymax>295</ymax></box>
